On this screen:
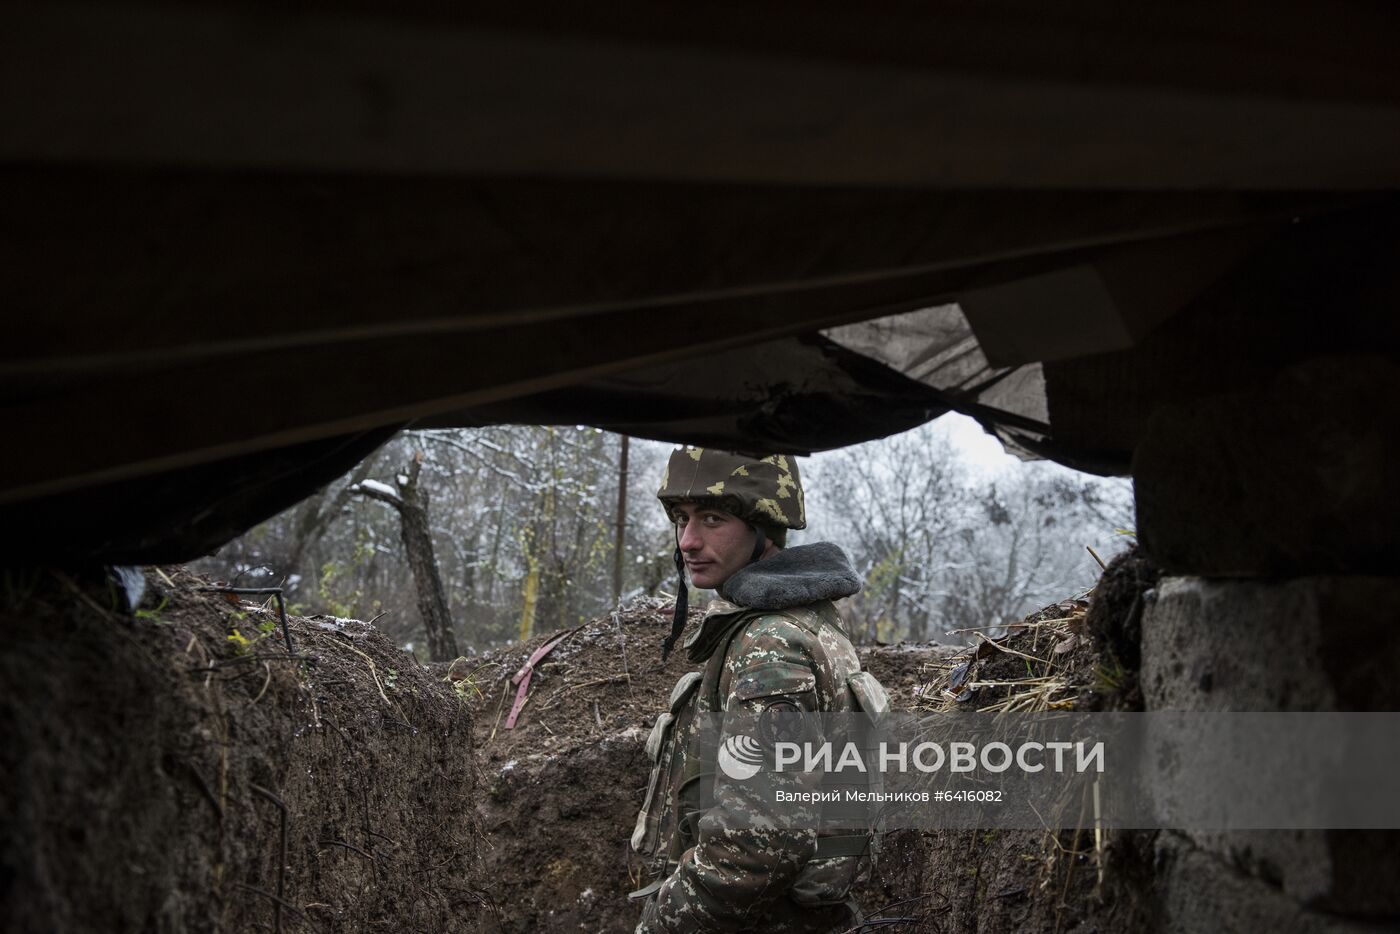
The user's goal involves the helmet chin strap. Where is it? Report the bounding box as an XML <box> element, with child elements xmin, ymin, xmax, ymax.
<box><xmin>748</xmin><ymin>525</ymin><xmax>767</xmax><ymax>564</ymax></box>
<box><xmin>661</xmin><ymin>543</ymin><xmax>688</xmax><ymax>663</ymax></box>
<box><xmin>660</xmin><ymin>524</ymin><xmax>769</xmax><ymax>663</ymax></box>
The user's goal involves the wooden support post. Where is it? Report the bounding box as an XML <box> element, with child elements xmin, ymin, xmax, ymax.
<box><xmin>612</xmin><ymin>434</ymin><xmax>630</xmax><ymax>603</ymax></box>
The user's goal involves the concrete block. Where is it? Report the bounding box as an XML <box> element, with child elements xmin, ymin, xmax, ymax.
<box><xmin>1141</xmin><ymin>576</ymin><xmax>1400</xmax><ymax>713</ymax></box>
<box><xmin>1155</xmin><ymin>833</ymin><xmax>1398</xmax><ymax>933</ymax></box>
<box><xmin>1142</xmin><ymin>578</ymin><xmax>1400</xmax><ymax>918</ymax></box>
<box><xmin>1179</xmin><ymin>830</ymin><xmax>1400</xmax><ymax>919</ymax></box>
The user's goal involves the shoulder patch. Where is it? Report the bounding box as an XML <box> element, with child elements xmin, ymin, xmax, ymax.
<box><xmin>730</xmin><ymin>661</ymin><xmax>817</xmax><ymax>702</ymax></box>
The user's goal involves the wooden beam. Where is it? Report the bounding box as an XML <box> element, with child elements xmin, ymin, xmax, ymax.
<box><xmin>0</xmin><ymin>169</ymin><xmax>1327</xmax><ymax>372</ymax></box>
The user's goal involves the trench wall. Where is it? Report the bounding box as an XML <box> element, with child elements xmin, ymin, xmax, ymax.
<box><xmin>0</xmin><ymin>568</ymin><xmax>485</xmax><ymax>934</ymax></box>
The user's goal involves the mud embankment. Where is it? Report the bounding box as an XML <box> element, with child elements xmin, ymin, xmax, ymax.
<box><xmin>0</xmin><ymin>567</ymin><xmax>486</xmax><ymax>933</ymax></box>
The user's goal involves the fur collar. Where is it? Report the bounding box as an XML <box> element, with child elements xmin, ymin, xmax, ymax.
<box><xmin>719</xmin><ymin>542</ymin><xmax>861</xmax><ymax>610</ymax></box>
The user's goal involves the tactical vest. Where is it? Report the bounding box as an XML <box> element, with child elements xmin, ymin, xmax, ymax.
<box><xmin>630</xmin><ymin>599</ymin><xmax>889</xmax><ymax>907</ymax></box>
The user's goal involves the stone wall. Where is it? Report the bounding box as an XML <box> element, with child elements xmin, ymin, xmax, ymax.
<box><xmin>1130</xmin><ymin>357</ymin><xmax>1400</xmax><ymax>932</ymax></box>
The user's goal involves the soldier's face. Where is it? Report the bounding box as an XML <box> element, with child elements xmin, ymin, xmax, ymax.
<box><xmin>672</xmin><ymin>503</ymin><xmax>768</xmax><ymax>590</ymax></box>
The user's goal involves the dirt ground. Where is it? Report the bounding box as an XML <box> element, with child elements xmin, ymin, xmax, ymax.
<box><xmin>457</xmin><ymin>599</ymin><xmax>694</xmax><ymax>934</ymax></box>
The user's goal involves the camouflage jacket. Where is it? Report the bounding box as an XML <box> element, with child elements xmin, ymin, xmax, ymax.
<box><xmin>632</xmin><ymin>543</ymin><xmax>888</xmax><ymax>934</ymax></box>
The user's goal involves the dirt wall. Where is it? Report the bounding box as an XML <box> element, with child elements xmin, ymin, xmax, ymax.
<box><xmin>0</xmin><ymin>567</ymin><xmax>485</xmax><ymax>934</ymax></box>
<box><xmin>463</xmin><ymin>601</ymin><xmax>689</xmax><ymax>934</ymax></box>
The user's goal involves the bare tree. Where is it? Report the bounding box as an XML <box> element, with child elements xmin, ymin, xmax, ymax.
<box><xmin>810</xmin><ymin>424</ymin><xmax>967</xmax><ymax>641</ymax></box>
<box><xmin>809</xmin><ymin>417</ymin><xmax>1134</xmax><ymax>643</ymax></box>
<box><xmin>195</xmin><ymin>430</ymin><xmax>793</xmax><ymax>652</ymax></box>
<box><xmin>284</xmin><ymin>450</ymin><xmax>382</xmax><ymax>574</ymax></box>
<box><xmin>352</xmin><ymin>451</ymin><xmax>460</xmax><ymax>661</ymax></box>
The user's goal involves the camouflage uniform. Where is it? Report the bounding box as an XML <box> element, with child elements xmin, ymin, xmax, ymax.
<box><xmin>633</xmin><ymin>450</ymin><xmax>887</xmax><ymax>934</ymax></box>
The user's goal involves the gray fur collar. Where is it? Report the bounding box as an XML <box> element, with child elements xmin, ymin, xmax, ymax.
<box><xmin>719</xmin><ymin>542</ymin><xmax>861</xmax><ymax>610</ymax></box>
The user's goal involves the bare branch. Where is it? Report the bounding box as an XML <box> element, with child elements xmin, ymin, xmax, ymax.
<box><xmin>352</xmin><ymin>480</ymin><xmax>405</xmax><ymax>511</ymax></box>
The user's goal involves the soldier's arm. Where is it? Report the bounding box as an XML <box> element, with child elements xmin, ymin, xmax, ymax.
<box><xmin>638</xmin><ymin>616</ymin><xmax>821</xmax><ymax>934</ymax></box>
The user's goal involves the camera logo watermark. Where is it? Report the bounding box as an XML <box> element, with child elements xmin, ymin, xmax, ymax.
<box><xmin>717</xmin><ymin>734</ymin><xmax>765</xmax><ymax>780</ymax></box>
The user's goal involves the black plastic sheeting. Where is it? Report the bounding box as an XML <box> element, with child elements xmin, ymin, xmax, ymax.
<box><xmin>0</xmin><ymin>427</ymin><xmax>399</xmax><ymax>566</ymax></box>
<box><xmin>433</xmin><ymin>333</ymin><xmax>1118</xmax><ymax>473</ymax></box>
<box><xmin>422</xmin><ymin>334</ymin><xmax>960</xmax><ymax>454</ymax></box>
<box><xmin>0</xmin><ymin>334</ymin><xmax>1069</xmax><ymax>565</ymax></box>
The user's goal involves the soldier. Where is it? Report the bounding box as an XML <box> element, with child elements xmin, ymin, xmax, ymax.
<box><xmin>631</xmin><ymin>448</ymin><xmax>888</xmax><ymax>934</ymax></box>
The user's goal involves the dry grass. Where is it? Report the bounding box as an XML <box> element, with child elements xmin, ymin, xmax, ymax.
<box><xmin>916</xmin><ymin>594</ymin><xmax>1093</xmax><ymax>715</ymax></box>
<box><xmin>914</xmin><ymin>589</ymin><xmax>1108</xmax><ymax>922</ymax></box>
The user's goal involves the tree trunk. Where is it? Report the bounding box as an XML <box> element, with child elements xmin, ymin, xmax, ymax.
<box><xmin>286</xmin><ymin>451</ymin><xmax>381</xmax><ymax>579</ymax></box>
<box><xmin>460</xmin><ymin>536</ymin><xmax>478</xmax><ymax>627</ymax></box>
<box><xmin>612</xmin><ymin>434</ymin><xmax>629</xmax><ymax>602</ymax></box>
<box><xmin>908</xmin><ymin>584</ymin><xmax>928</xmax><ymax>642</ymax></box>
<box><xmin>518</xmin><ymin>551</ymin><xmax>540</xmax><ymax>642</ymax></box>
<box><xmin>353</xmin><ymin>453</ymin><xmax>459</xmax><ymax>661</ymax></box>
<box><xmin>397</xmin><ymin>456</ymin><xmax>459</xmax><ymax>662</ymax></box>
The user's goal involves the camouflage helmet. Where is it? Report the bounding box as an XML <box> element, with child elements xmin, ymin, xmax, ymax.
<box><xmin>657</xmin><ymin>447</ymin><xmax>805</xmax><ymax>544</ymax></box>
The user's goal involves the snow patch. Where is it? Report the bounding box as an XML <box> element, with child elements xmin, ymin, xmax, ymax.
<box><xmin>311</xmin><ymin>615</ymin><xmax>370</xmax><ymax>633</ymax></box>
<box><xmin>357</xmin><ymin>479</ymin><xmax>398</xmax><ymax>498</ymax></box>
